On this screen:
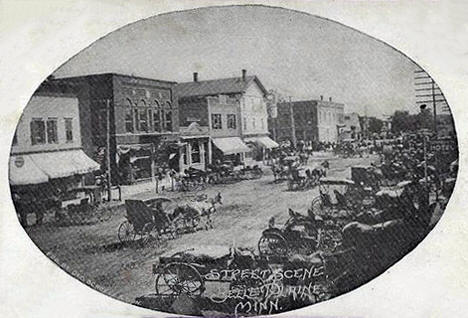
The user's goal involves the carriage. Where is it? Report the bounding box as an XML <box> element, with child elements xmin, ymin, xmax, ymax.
<box><xmin>257</xmin><ymin>208</ymin><xmax>343</xmax><ymax>258</ymax></box>
<box><xmin>153</xmin><ymin>245</ymin><xmax>273</xmax><ymax>298</ymax></box>
<box><xmin>118</xmin><ymin>198</ymin><xmax>179</xmax><ymax>246</ymax></box>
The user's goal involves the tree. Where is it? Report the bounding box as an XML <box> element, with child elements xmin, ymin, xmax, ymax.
<box><xmin>391</xmin><ymin>111</ymin><xmax>413</xmax><ymax>133</ymax></box>
<box><xmin>368</xmin><ymin>117</ymin><xmax>383</xmax><ymax>134</ymax></box>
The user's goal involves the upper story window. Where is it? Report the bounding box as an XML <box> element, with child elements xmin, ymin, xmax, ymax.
<box><xmin>243</xmin><ymin>117</ymin><xmax>247</xmax><ymax>130</ymax></box>
<box><xmin>12</xmin><ymin>130</ymin><xmax>18</xmax><ymax>146</ymax></box>
<box><xmin>162</xmin><ymin>101</ymin><xmax>172</xmax><ymax>132</ymax></box>
<box><xmin>153</xmin><ymin>100</ymin><xmax>161</xmax><ymax>132</ymax></box>
<box><xmin>219</xmin><ymin>95</ymin><xmax>227</xmax><ymax>104</ymax></box>
<box><xmin>211</xmin><ymin>114</ymin><xmax>222</xmax><ymax>129</ymax></box>
<box><xmin>252</xmin><ymin>118</ymin><xmax>256</xmax><ymax>129</ymax></box>
<box><xmin>46</xmin><ymin>118</ymin><xmax>58</xmax><ymax>144</ymax></box>
<box><xmin>137</xmin><ymin>100</ymin><xmax>148</xmax><ymax>132</ymax></box>
<box><xmin>261</xmin><ymin>118</ymin><xmax>265</xmax><ymax>129</ymax></box>
<box><xmin>30</xmin><ymin>119</ymin><xmax>46</xmax><ymax>145</ymax></box>
<box><xmin>65</xmin><ymin>118</ymin><xmax>73</xmax><ymax>142</ymax></box>
<box><xmin>125</xmin><ymin>99</ymin><xmax>134</xmax><ymax>133</ymax></box>
<box><xmin>227</xmin><ymin>114</ymin><xmax>237</xmax><ymax>129</ymax></box>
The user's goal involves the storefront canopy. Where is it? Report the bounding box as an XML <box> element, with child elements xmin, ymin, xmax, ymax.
<box><xmin>245</xmin><ymin>136</ymin><xmax>279</xmax><ymax>149</ymax></box>
<box><xmin>9</xmin><ymin>155</ymin><xmax>49</xmax><ymax>186</ymax></box>
<box><xmin>212</xmin><ymin>137</ymin><xmax>251</xmax><ymax>155</ymax></box>
<box><xmin>28</xmin><ymin>149</ymin><xmax>100</xmax><ymax>179</ymax></box>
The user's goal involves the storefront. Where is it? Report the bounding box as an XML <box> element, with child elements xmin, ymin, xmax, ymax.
<box><xmin>244</xmin><ymin>136</ymin><xmax>279</xmax><ymax>161</ymax></box>
<box><xmin>211</xmin><ymin>137</ymin><xmax>251</xmax><ymax>166</ymax></box>
<box><xmin>9</xmin><ymin>149</ymin><xmax>100</xmax><ymax>224</ymax></box>
<box><xmin>117</xmin><ymin>144</ymin><xmax>154</xmax><ymax>184</ymax></box>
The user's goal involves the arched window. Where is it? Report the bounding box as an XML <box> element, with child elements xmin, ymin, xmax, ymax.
<box><xmin>125</xmin><ymin>99</ymin><xmax>134</xmax><ymax>133</ymax></box>
<box><xmin>137</xmin><ymin>100</ymin><xmax>148</xmax><ymax>131</ymax></box>
<box><xmin>163</xmin><ymin>101</ymin><xmax>172</xmax><ymax>131</ymax></box>
<box><xmin>153</xmin><ymin>100</ymin><xmax>161</xmax><ymax>132</ymax></box>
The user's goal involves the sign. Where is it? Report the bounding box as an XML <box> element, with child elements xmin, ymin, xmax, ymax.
<box><xmin>429</xmin><ymin>139</ymin><xmax>458</xmax><ymax>153</ymax></box>
<box><xmin>14</xmin><ymin>156</ymin><xmax>24</xmax><ymax>168</ymax></box>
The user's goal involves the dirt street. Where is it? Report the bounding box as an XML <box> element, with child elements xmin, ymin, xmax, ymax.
<box><xmin>25</xmin><ymin>156</ymin><xmax>377</xmax><ymax>304</ymax></box>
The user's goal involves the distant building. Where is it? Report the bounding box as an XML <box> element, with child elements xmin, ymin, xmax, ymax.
<box><xmin>341</xmin><ymin>112</ymin><xmax>362</xmax><ymax>140</ymax></box>
<box><xmin>176</xmin><ymin>70</ymin><xmax>277</xmax><ymax>166</ymax></box>
<box><xmin>269</xmin><ymin>97</ymin><xmax>344</xmax><ymax>144</ymax></box>
<box><xmin>39</xmin><ymin>73</ymin><xmax>180</xmax><ymax>184</ymax></box>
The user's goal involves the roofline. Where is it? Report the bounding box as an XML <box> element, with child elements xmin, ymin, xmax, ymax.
<box><xmin>53</xmin><ymin>72</ymin><xmax>177</xmax><ymax>85</ymax></box>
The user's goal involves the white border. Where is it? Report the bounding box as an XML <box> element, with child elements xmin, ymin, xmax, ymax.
<box><xmin>1</xmin><ymin>1</ymin><xmax>467</xmax><ymax>317</ymax></box>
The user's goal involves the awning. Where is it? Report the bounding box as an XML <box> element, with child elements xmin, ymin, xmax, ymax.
<box><xmin>244</xmin><ymin>136</ymin><xmax>279</xmax><ymax>149</ymax></box>
<box><xmin>212</xmin><ymin>137</ymin><xmax>251</xmax><ymax>155</ymax></box>
<box><xmin>29</xmin><ymin>149</ymin><xmax>100</xmax><ymax>179</ymax></box>
<box><xmin>9</xmin><ymin>155</ymin><xmax>49</xmax><ymax>186</ymax></box>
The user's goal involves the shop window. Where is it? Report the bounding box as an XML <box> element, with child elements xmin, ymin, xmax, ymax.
<box><xmin>125</xmin><ymin>99</ymin><xmax>134</xmax><ymax>133</ymax></box>
<box><xmin>65</xmin><ymin>118</ymin><xmax>73</xmax><ymax>142</ymax></box>
<box><xmin>30</xmin><ymin>119</ymin><xmax>46</xmax><ymax>145</ymax></box>
<box><xmin>191</xmin><ymin>141</ymin><xmax>200</xmax><ymax>163</ymax></box>
<box><xmin>211</xmin><ymin>114</ymin><xmax>222</xmax><ymax>129</ymax></box>
<box><xmin>227</xmin><ymin>114</ymin><xmax>237</xmax><ymax>129</ymax></box>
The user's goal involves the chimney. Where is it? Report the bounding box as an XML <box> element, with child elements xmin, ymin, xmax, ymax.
<box><xmin>242</xmin><ymin>69</ymin><xmax>247</xmax><ymax>81</ymax></box>
<box><xmin>320</xmin><ymin>95</ymin><xmax>323</xmax><ymax>101</ymax></box>
<box><xmin>193</xmin><ymin>72</ymin><xmax>198</xmax><ymax>82</ymax></box>
<box><xmin>329</xmin><ymin>97</ymin><xmax>332</xmax><ymax>102</ymax></box>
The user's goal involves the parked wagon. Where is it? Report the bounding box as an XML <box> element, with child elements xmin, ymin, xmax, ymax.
<box><xmin>258</xmin><ymin>208</ymin><xmax>342</xmax><ymax>257</ymax></box>
<box><xmin>153</xmin><ymin>245</ymin><xmax>271</xmax><ymax>298</ymax></box>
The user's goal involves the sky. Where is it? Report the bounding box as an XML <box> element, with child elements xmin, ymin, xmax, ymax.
<box><xmin>53</xmin><ymin>5</ymin><xmax>423</xmax><ymax>118</ymax></box>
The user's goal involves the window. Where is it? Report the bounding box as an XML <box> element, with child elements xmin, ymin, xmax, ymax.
<box><xmin>211</xmin><ymin>114</ymin><xmax>222</xmax><ymax>129</ymax></box>
<box><xmin>137</xmin><ymin>100</ymin><xmax>148</xmax><ymax>132</ymax></box>
<box><xmin>12</xmin><ymin>130</ymin><xmax>18</xmax><ymax>146</ymax></box>
<box><xmin>133</xmin><ymin>108</ymin><xmax>139</xmax><ymax>132</ymax></box>
<box><xmin>261</xmin><ymin>118</ymin><xmax>265</xmax><ymax>129</ymax></box>
<box><xmin>243</xmin><ymin>117</ymin><xmax>247</xmax><ymax>130</ymax></box>
<box><xmin>252</xmin><ymin>118</ymin><xmax>256</xmax><ymax>129</ymax></box>
<box><xmin>148</xmin><ymin>109</ymin><xmax>153</xmax><ymax>131</ymax></box>
<box><xmin>164</xmin><ymin>110</ymin><xmax>172</xmax><ymax>131</ymax></box>
<box><xmin>219</xmin><ymin>95</ymin><xmax>227</xmax><ymax>104</ymax></box>
<box><xmin>227</xmin><ymin>114</ymin><xmax>237</xmax><ymax>129</ymax></box>
<box><xmin>153</xmin><ymin>107</ymin><xmax>161</xmax><ymax>132</ymax></box>
<box><xmin>139</xmin><ymin>108</ymin><xmax>148</xmax><ymax>131</ymax></box>
<box><xmin>65</xmin><ymin>118</ymin><xmax>73</xmax><ymax>142</ymax></box>
<box><xmin>125</xmin><ymin>99</ymin><xmax>134</xmax><ymax>133</ymax></box>
<box><xmin>191</xmin><ymin>141</ymin><xmax>200</xmax><ymax>163</ymax></box>
<box><xmin>46</xmin><ymin>118</ymin><xmax>58</xmax><ymax>144</ymax></box>
<box><xmin>30</xmin><ymin>119</ymin><xmax>46</xmax><ymax>145</ymax></box>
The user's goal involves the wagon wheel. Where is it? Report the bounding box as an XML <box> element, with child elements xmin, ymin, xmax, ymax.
<box><xmin>157</xmin><ymin>262</ymin><xmax>204</xmax><ymax>296</ymax></box>
<box><xmin>136</xmin><ymin>223</ymin><xmax>155</xmax><ymax>246</ymax></box>
<box><xmin>118</xmin><ymin>220</ymin><xmax>135</xmax><ymax>244</ymax></box>
<box><xmin>258</xmin><ymin>232</ymin><xmax>288</xmax><ymax>257</ymax></box>
<box><xmin>311</xmin><ymin>196</ymin><xmax>330</xmax><ymax>216</ymax></box>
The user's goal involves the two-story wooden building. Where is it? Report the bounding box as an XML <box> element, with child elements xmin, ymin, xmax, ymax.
<box><xmin>9</xmin><ymin>91</ymin><xmax>100</xmax><ymax>224</ymax></box>
<box><xmin>176</xmin><ymin>70</ymin><xmax>277</xmax><ymax>168</ymax></box>
<box><xmin>40</xmin><ymin>74</ymin><xmax>180</xmax><ymax>184</ymax></box>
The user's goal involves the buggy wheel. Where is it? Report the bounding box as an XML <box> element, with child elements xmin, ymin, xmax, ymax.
<box><xmin>258</xmin><ymin>232</ymin><xmax>288</xmax><ymax>257</ymax></box>
<box><xmin>311</xmin><ymin>196</ymin><xmax>328</xmax><ymax>216</ymax></box>
<box><xmin>158</xmin><ymin>262</ymin><xmax>204</xmax><ymax>296</ymax></box>
<box><xmin>136</xmin><ymin>223</ymin><xmax>155</xmax><ymax>246</ymax></box>
<box><xmin>118</xmin><ymin>221</ymin><xmax>135</xmax><ymax>243</ymax></box>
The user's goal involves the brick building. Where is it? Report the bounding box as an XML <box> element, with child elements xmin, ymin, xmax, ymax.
<box><xmin>269</xmin><ymin>97</ymin><xmax>344</xmax><ymax>145</ymax></box>
<box><xmin>39</xmin><ymin>73</ymin><xmax>179</xmax><ymax>184</ymax></box>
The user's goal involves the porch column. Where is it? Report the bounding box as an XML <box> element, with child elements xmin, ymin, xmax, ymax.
<box><xmin>200</xmin><ymin>141</ymin><xmax>205</xmax><ymax>168</ymax></box>
<box><xmin>207</xmin><ymin>139</ymin><xmax>212</xmax><ymax>164</ymax></box>
<box><xmin>151</xmin><ymin>143</ymin><xmax>155</xmax><ymax>181</ymax></box>
<box><xmin>187</xmin><ymin>142</ymin><xmax>192</xmax><ymax>166</ymax></box>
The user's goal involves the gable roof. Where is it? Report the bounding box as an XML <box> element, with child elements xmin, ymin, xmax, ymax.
<box><xmin>176</xmin><ymin>75</ymin><xmax>268</xmax><ymax>98</ymax></box>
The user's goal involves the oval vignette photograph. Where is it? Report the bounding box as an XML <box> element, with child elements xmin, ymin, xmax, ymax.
<box><xmin>9</xmin><ymin>5</ymin><xmax>459</xmax><ymax>317</ymax></box>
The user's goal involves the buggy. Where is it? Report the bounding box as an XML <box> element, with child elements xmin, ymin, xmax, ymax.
<box><xmin>118</xmin><ymin>198</ymin><xmax>179</xmax><ymax>245</ymax></box>
<box><xmin>257</xmin><ymin>208</ymin><xmax>343</xmax><ymax>257</ymax></box>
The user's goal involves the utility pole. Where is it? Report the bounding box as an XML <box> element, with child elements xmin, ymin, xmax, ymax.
<box><xmin>106</xmin><ymin>99</ymin><xmax>112</xmax><ymax>201</ymax></box>
<box><xmin>289</xmin><ymin>96</ymin><xmax>296</xmax><ymax>148</ymax></box>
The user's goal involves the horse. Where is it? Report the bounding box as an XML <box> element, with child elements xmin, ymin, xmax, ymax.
<box><xmin>171</xmin><ymin>192</ymin><xmax>223</xmax><ymax>230</ymax></box>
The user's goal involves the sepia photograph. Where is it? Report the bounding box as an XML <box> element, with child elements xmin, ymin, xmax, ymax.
<box><xmin>2</xmin><ymin>2</ymin><xmax>464</xmax><ymax>317</ymax></box>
